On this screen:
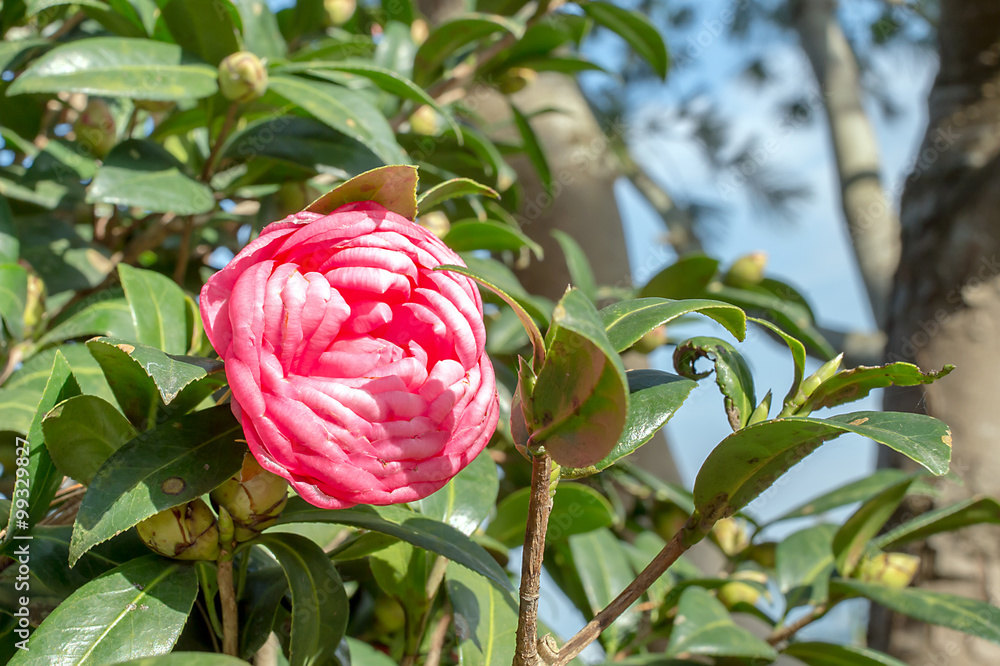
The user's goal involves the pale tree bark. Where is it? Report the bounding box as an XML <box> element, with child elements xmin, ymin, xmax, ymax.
<box><xmin>793</xmin><ymin>0</ymin><xmax>901</xmax><ymax>329</ymax></box>
<box><xmin>874</xmin><ymin>2</ymin><xmax>1000</xmax><ymax>663</ymax></box>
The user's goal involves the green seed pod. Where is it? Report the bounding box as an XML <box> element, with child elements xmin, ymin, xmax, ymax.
<box><xmin>218</xmin><ymin>51</ymin><xmax>268</xmax><ymax>104</ymax></box>
<box><xmin>137</xmin><ymin>499</ymin><xmax>221</xmax><ymax>561</ymax></box>
<box><xmin>211</xmin><ymin>453</ymin><xmax>289</xmax><ymax>542</ymax></box>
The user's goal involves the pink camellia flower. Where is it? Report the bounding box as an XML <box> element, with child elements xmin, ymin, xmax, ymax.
<box><xmin>200</xmin><ymin>201</ymin><xmax>499</xmax><ymax>508</ymax></box>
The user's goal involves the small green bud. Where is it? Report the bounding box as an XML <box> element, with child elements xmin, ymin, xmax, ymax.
<box><xmin>788</xmin><ymin>352</ymin><xmax>844</xmax><ymax>415</ymax></box>
<box><xmin>137</xmin><ymin>499</ymin><xmax>221</xmax><ymax>561</ymax></box>
<box><xmin>717</xmin><ymin>570</ymin><xmax>768</xmax><ymax>608</ymax></box>
<box><xmin>73</xmin><ymin>98</ymin><xmax>117</xmax><ymax>158</ymax></box>
<box><xmin>746</xmin><ymin>390</ymin><xmax>772</xmax><ymax>425</ymax></box>
<box><xmin>323</xmin><ymin>0</ymin><xmax>356</xmax><ymax>27</ymax></box>
<box><xmin>498</xmin><ymin>68</ymin><xmax>537</xmax><ymax>95</ymax></box>
<box><xmin>408</xmin><ymin>105</ymin><xmax>442</xmax><ymax>136</ymax></box>
<box><xmin>410</xmin><ymin>19</ymin><xmax>429</xmax><ymax>45</ymax></box>
<box><xmin>211</xmin><ymin>453</ymin><xmax>289</xmax><ymax>542</ymax></box>
<box><xmin>712</xmin><ymin>517</ymin><xmax>751</xmax><ymax>556</ymax></box>
<box><xmin>724</xmin><ymin>251</ymin><xmax>768</xmax><ymax>286</ymax></box>
<box><xmin>632</xmin><ymin>325</ymin><xmax>668</xmax><ymax>354</ymax></box>
<box><xmin>218</xmin><ymin>52</ymin><xmax>268</xmax><ymax>104</ymax></box>
<box><xmin>22</xmin><ymin>270</ymin><xmax>45</xmax><ymax>335</ymax></box>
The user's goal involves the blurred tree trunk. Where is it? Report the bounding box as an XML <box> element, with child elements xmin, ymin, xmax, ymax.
<box><xmin>793</xmin><ymin>0</ymin><xmax>900</xmax><ymax>329</ymax></box>
<box><xmin>874</xmin><ymin>2</ymin><xmax>1000</xmax><ymax>662</ymax></box>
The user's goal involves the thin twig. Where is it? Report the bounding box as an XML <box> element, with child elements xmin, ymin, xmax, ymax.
<box><xmin>424</xmin><ymin>607</ymin><xmax>453</xmax><ymax>666</ymax></box>
<box><xmin>513</xmin><ymin>453</ymin><xmax>554</xmax><ymax>666</ymax></box>
<box><xmin>201</xmin><ymin>103</ymin><xmax>240</xmax><ymax>182</ymax></box>
<box><xmin>173</xmin><ymin>216</ymin><xmax>194</xmax><ymax>285</ymax></box>
<box><xmin>217</xmin><ymin>559</ymin><xmax>240</xmax><ymax>656</ymax></box>
<box><xmin>767</xmin><ymin>604</ymin><xmax>829</xmax><ymax>646</ymax></box>
<box><xmin>552</xmin><ymin>528</ymin><xmax>688</xmax><ymax>665</ymax></box>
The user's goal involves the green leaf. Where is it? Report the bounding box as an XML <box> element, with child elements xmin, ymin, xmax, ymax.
<box><xmin>237</xmin><ymin>558</ymin><xmax>287</xmax><ymax>659</ymax></box>
<box><xmin>345</xmin><ymin>639</ymin><xmax>396</xmax><ymax>666</ymax></box>
<box><xmin>269</xmin><ymin>74</ymin><xmax>407</xmax><ymax>164</ymax></box>
<box><xmin>2</xmin><ymin>351</ymin><xmax>80</xmax><ymax>547</ymax></box>
<box><xmin>569</xmin><ymin>527</ymin><xmax>640</xmax><ymax>653</ymax></box>
<box><xmin>68</xmin><ymin>405</ymin><xmax>245</xmax><ymax>566</ymax></box>
<box><xmin>256</xmin><ymin>532</ymin><xmax>350</xmax><ymax>666</ymax></box>
<box><xmin>160</xmin><ymin>0</ymin><xmax>241</xmax><ymax>65</ymax></box>
<box><xmin>601</xmin><ymin>297</ymin><xmax>747</xmax><ymax>352</ymax></box>
<box><xmin>551</xmin><ymin>230</ymin><xmax>596</xmax><ymax>302</ymax></box>
<box><xmin>87</xmin><ymin>140</ymin><xmax>215</xmax><ymax>215</ymax></box>
<box><xmin>640</xmin><ymin>254</ymin><xmax>720</xmax><ymax>299</ymax></box>
<box><xmin>417</xmin><ymin>178</ymin><xmax>500</xmax><ymax>212</ymax></box>
<box><xmin>562</xmin><ymin>369</ymin><xmax>696</xmax><ymax>479</ymax></box>
<box><xmin>782</xmin><ymin>642</ymin><xmax>908</xmax><ymax>666</ymax></box>
<box><xmin>690</xmin><ymin>411</ymin><xmax>952</xmax><ymax>539</ymax></box>
<box><xmin>109</xmin><ymin>655</ymin><xmax>252</xmax><ymax>666</ymax></box>
<box><xmin>414</xmin><ymin>13</ymin><xmax>524</xmax><ymax>86</ymax></box>
<box><xmin>773</xmin><ymin>469</ymin><xmax>913</xmax><ymax>522</ymax></box>
<box><xmin>832</xmin><ymin>579</ymin><xmax>1000</xmax><ymax>646</ymax></box>
<box><xmin>437</xmin><ymin>260</ymin><xmax>546</xmax><ymax>368</ymax></box>
<box><xmin>800</xmin><ymin>363</ymin><xmax>954</xmax><ymax>414</ymax></box>
<box><xmin>306</xmin><ymin>164</ymin><xmax>418</xmax><ymax>219</ymax></box>
<box><xmin>674</xmin><ymin>336</ymin><xmax>756</xmax><ymax>430</ymax></box>
<box><xmin>776</xmin><ymin>524</ymin><xmax>836</xmax><ymax>609</ymax></box>
<box><xmin>664</xmin><ymin>587</ymin><xmax>778</xmax><ymax>660</ymax></box>
<box><xmin>580</xmin><ymin>2</ymin><xmax>669</xmax><ymax>79</ymax></box>
<box><xmin>6</xmin><ymin>37</ymin><xmax>218</xmax><ymax>100</ymax></box>
<box><xmin>0</xmin><ymin>263</ymin><xmax>27</xmax><ymax>340</ymax></box>
<box><xmin>416</xmin><ymin>449</ymin><xmax>498</xmax><ymax>536</ymax></box>
<box><xmin>874</xmin><ymin>495</ymin><xmax>1000</xmax><ymax>550</ymax></box>
<box><xmin>232</xmin><ymin>0</ymin><xmax>286</xmax><ymax>60</ymax></box>
<box><xmin>0</xmin><ymin>197</ymin><xmax>18</xmax><ymax>263</ymax></box>
<box><xmin>25</xmin><ymin>0</ymin><xmax>107</xmax><ymax>15</ymax></box>
<box><xmin>528</xmin><ymin>288</ymin><xmax>628</xmax><ymax>468</ymax></box>
<box><xmin>511</xmin><ymin>55</ymin><xmax>606</xmax><ymax>73</ymax></box>
<box><xmin>833</xmin><ymin>477</ymin><xmax>914</xmax><ymax>576</ymax></box>
<box><xmin>446</xmin><ymin>559</ymin><xmax>518</xmax><ymax>666</ymax></box>
<box><xmin>275</xmin><ymin>497</ymin><xmax>512</xmax><ymax>590</ymax></box>
<box><xmin>486</xmin><ymin>482</ymin><xmax>615</xmax><ymax>547</ymax></box>
<box><xmin>513</xmin><ymin>104</ymin><xmax>554</xmax><ymax>199</ymax></box>
<box><xmin>442</xmin><ymin>220</ymin><xmax>542</xmax><ymax>258</ymax></box>
<box><xmin>37</xmin><ymin>297</ymin><xmax>136</xmax><ymax>347</ymax></box>
<box><xmin>118</xmin><ymin>263</ymin><xmax>192</xmax><ymax>355</ymax></box>
<box><xmin>42</xmin><ymin>395</ymin><xmax>137</xmax><ymax>485</ymax></box>
<box><xmin>8</xmin><ymin>555</ymin><xmax>197</xmax><ymax>664</ymax></box>
<box><xmin>751</xmin><ymin>317</ymin><xmax>807</xmax><ymax>411</ymax></box>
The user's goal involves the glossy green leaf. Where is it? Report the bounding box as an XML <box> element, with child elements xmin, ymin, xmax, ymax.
<box><xmin>256</xmin><ymin>532</ymin><xmax>350</xmax><ymax>666</ymax></box>
<box><xmin>0</xmin><ymin>197</ymin><xmax>18</xmax><ymax>263</ymax></box>
<box><xmin>68</xmin><ymin>405</ymin><xmax>245</xmax><ymax>565</ymax></box>
<box><xmin>345</xmin><ymin>639</ymin><xmax>397</xmax><ymax>666</ymax></box>
<box><xmin>528</xmin><ymin>289</ymin><xmax>628</xmax><ymax>468</ymax></box>
<box><xmin>2</xmin><ymin>351</ymin><xmax>80</xmax><ymax>548</ymax></box>
<box><xmin>776</xmin><ymin>523</ymin><xmax>836</xmax><ymax>609</ymax></box>
<box><xmin>832</xmin><ymin>579</ymin><xmax>1000</xmax><ymax>645</ymax></box>
<box><xmin>437</xmin><ymin>260</ymin><xmax>546</xmax><ymax>368</ymax></box>
<box><xmin>782</xmin><ymin>642</ymin><xmax>907</xmax><ymax>666</ymax></box>
<box><xmin>0</xmin><ymin>38</ymin><xmax>47</xmax><ymax>74</ymax></box>
<box><xmin>875</xmin><ymin>495</ymin><xmax>1000</xmax><ymax>550</ymax></box>
<box><xmin>370</xmin><ymin>539</ymin><xmax>427</xmax><ymax>601</ymax></box>
<box><xmin>442</xmin><ymin>220</ymin><xmax>542</xmax><ymax>258</ymax></box>
<box><xmin>25</xmin><ymin>0</ymin><xmax>106</xmax><ymax>15</ymax></box>
<box><xmin>87</xmin><ymin>140</ymin><xmax>215</xmax><ymax>215</ymax></box>
<box><xmin>569</xmin><ymin>527</ymin><xmax>640</xmax><ymax>653</ymax></box>
<box><xmin>0</xmin><ymin>263</ymin><xmax>28</xmax><ymax>340</ymax></box>
<box><xmin>118</xmin><ymin>263</ymin><xmax>192</xmax><ymax>355</ymax></box>
<box><xmin>562</xmin><ymin>369</ymin><xmax>697</xmax><ymax>479</ymax></box>
<box><xmin>81</xmin><ymin>0</ymin><xmax>153</xmax><ymax>38</ymax></box>
<box><xmin>237</xmin><ymin>560</ymin><xmax>287</xmax><ymax>659</ymax></box>
<box><xmin>601</xmin><ymin>297</ymin><xmax>746</xmax><ymax>352</ymax></box>
<box><xmin>551</xmin><ymin>230</ymin><xmax>596</xmax><ymax>302</ymax></box>
<box><xmin>660</xmin><ymin>576</ymin><xmax>769</xmax><ymax>611</ymax></box>
<box><xmin>833</xmin><ymin>477</ymin><xmax>914</xmax><ymax>576</ymax></box>
<box><xmin>664</xmin><ymin>586</ymin><xmax>777</xmax><ymax>660</ymax></box>
<box><xmin>306</xmin><ymin>164</ymin><xmax>418</xmax><ymax>219</ymax></box>
<box><xmin>752</xmin><ymin>317</ymin><xmax>807</xmax><ymax>411</ymax></box>
<box><xmin>581</xmin><ymin>2</ymin><xmax>669</xmax><ymax>79</ymax></box>
<box><xmin>6</xmin><ymin>37</ymin><xmax>218</xmax><ymax>100</ymax></box>
<box><xmin>160</xmin><ymin>0</ymin><xmax>241</xmax><ymax>65</ymax></box>
<box><xmin>269</xmin><ymin>74</ymin><xmax>407</xmax><ymax>164</ymax></box>
<box><xmin>37</xmin><ymin>297</ymin><xmax>136</xmax><ymax>347</ymax></box>
<box><xmin>774</xmin><ymin>469</ymin><xmax>913</xmax><ymax>522</ymax></box>
<box><xmin>414</xmin><ymin>13</ymin><xmax>524</xmax><ymax>86</ymax></box>
<box><xmin>8</xmin><ymin>556</ymin><xmax>197</xmax><ymax>664</ymax></box>
<box><xmin>416</xmin><ymin>449</ymin><xmax>498</xmax><ymax>535</ymax></box>
<box><xmin>110</xmin><ymin>655</ymin><xmax>252</xmax><ymax>666</ymax></box>
<box><xmin>446</xmin><ymin>559</ymin><xmax>518</xmax><ymax>666</ymax></box>
<box><xmin>275</xmin><ymin>497</ymin><xmax>512</xmax><ymax>590</ymax></box>
<box><xmin>512</xmin><ymin>55</ymin><xmax>606</xmax><ymax>73</ymax></box>
<box><xmin>486</xmin><ymin>482</ymin><xmax>615</xmax><ymax>547</ymax></box>
<box><xmin>417</xmin><ymin>178</ymin><xmax>500</xmax><ymax>212</ymax></box>
<box><xmin>675</xmin><ymin>336</ymin><xmax>756</xmax><ymax>430</ymax></box>
<box><xmin>691</xmin><ymin>411</ymin><xmax>952</xmax><ymax>539</ymax></box>
<box><xmin>42</xmin><ymin>395</ymin><xmax>137</xmax><ymax>485</ymax></box>
<box><xmin>513</xmin><ymin>104</ymin><xmax>554</xmax><ymax>198</ymax></box>
<box><xmin>800</xmin><ymin>363</ymin><xmax>954</xmax><ymax>414</ymax></box>
<box><xmin>640</xmin><ymin>254</ymin><xmax>720</xmax><ymax>299</ymax></box>
<box><xmin>232</xmin><ymin>0</ymin><xmax>286</xmax><ymax>60</ymax></box>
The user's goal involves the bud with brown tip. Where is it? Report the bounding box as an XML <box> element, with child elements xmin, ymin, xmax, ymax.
<box><xmin>218</xmin><ymin>52</ymin><xmax>268</xmax><ymax>104</ymax></box>
<box><xmin>211</xmin><ymin>453</ymin><xmax>289</xmax><ymax>542</ymax></box>
<box><xmin>137</xmin><ymin>499</ymin><xmax>221</xmax><ymax>560</ymax></box>
<box><xmin>73</xmin><ymin>98</ymin><xmax>117</xmax><ymax>159</ymax></box>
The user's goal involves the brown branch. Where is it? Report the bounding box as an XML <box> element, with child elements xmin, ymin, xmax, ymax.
<box><xmin>551</xmin><ymin>528</ymin><xmax>688</xmax><ymax>665</ymax></box>
<box><xmin>217</xmin><ymin>559</ymin><xmax>239</xmax><ymax>657</ymax></box>
<box><xmin>513</xmin><ymin>453</ymin><xmax>555</xmax><ymax>666</ymax></box>
<box><xmin>424</xmin><ymin>607</ymin><xmax>453</xmax><ymax>666</ymax></box>
<box><xmin>173</xmin><ymin>216</ymin><xmax>194</xmax><ymax>285</ymax></box>
<box><xmin>201</xmin><ymin>103</ymin><xmax>239</xmax><ymax>182</ymax></box>
<box><xmin>767</xmin><ymin>604</ymin><xmax>829</xmax><ymax>646</ymax></box>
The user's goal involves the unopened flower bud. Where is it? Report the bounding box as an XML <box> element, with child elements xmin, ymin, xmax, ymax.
<box><xmin>137</xmin><ymin>499</ymin><xmax>221</xmax><ymax>561</ymax></box>
<box><xmin>73</xmin><ymin>98</ymin><xmax>117</xmax><ymax>158</ymax></box>
<box><xmin>788</xmin><ymin>352</ymin><xmax>844</xmax><ymax>415</ymax></box>
<box><xmin>854</xmin><ymin>552</ymin><xmax>920</xmax><ymax>588</ymax></box>
<box><xmin>498</xmin><ymin>68</ymin><xmax>538</xmax><ymax>95</ymax></box>
<box><xmin>724</xmin><ymin>251</ymin><xmax>767</xmax><ymax>286</ymax></box>
<box><xmin>323</xmin><ymin>0</ymin><xmax>356</xmax><ymax>27</ymax></box>
<box><xmin>410</xmin><ymin>19</ymin><xmax>429</xmax><ymax>45</ymax></box>
<box><xmin>717</xmin><ymin>570</ymin><xmax>768</xmax><ymax>608</ymax></box>
<box><xmin>417</xmin><ymin>211</ymin><xmax>449</xmax><ymax>238</ymax></box>
<box><xmin>632</xmin><ymin>325</ymin><xmax>667</xmax><ymax>354</ymax></box>
<box><xmin>408</xmin><ymin>105</ymin><xmax>441</xmax><ymax>136</ymax></box>
<box><xmin>712</xmin><ymin>517</ymin><xmax>751</xmax><ymax>556</ymax></box>
<box><xmin>211</xmin><ymin>453</ymin><xmax>289</xmax><ymax>542</ymax></box>
<box><xmin>22</xmin><ymin>269</ymin><xmax>45</xmax><ymax>335</ymax></box>
<box><xmin>746</xmin><ymin>390</ymin><xmax>772</xmax><ymax>425</ymax></box>
<box><xmin>218</xmin><ymin>52</ymin><xmax>268</xmax><ymax>104</ymax></box>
